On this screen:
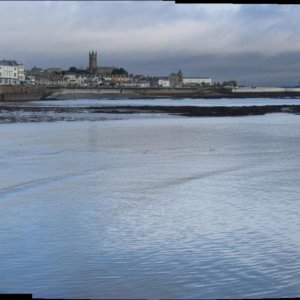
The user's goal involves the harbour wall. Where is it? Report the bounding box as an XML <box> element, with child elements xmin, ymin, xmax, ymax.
<box><xmin>0</xmin><ymin>86</ymin><xmax>49</xmax><ymax>101</ymax></box>
<box><xmin>1</xmin><ymin>85</ymin><xmax>300</xmax><ymax>101</ymax></box>
<box><xmin>0</xmin><ymin>86</ymin><xmax>223</xmax><ymax>101</ymax></box>
<box><xmin>232</xmin><ymin>87</ymin><xmax>300</xmax><ymax>93</ymax></box>
<box><xmin>46</xmin><ymin>87</ymin><xmax>209</xmax><ymax>99</ymax></box>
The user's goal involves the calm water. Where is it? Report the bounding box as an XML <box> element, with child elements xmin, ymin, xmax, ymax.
<box><xmin>29</xmin><ymin>97</ymin><xmax>300</xmax><ymax>107</ymax></box>
<box><xmin>0</xmin><ymin>114</ymin><xmax>300</xmax><ymax>299</ymax></box>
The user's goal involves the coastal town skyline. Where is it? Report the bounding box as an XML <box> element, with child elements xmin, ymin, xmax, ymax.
<box><xmin>1</xmin><ymin>2</ymin><xmax>300</xmax><ymax>86</ymax></box>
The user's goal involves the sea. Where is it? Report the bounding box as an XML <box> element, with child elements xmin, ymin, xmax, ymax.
<box><xmin>0</xmin><ymin>98</ymin><xmax>299</xmax><ymax>299</ymax></box>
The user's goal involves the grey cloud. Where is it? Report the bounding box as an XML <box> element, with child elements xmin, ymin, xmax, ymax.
<box><xmin>121</xmin><ymin>52</ymin><xmax>300</xmax><ymax>86</ymax></box>
<box><xmin>1</xmin><ymin>2</ymin><xmax>300</xmax><ymax>86</ymax></box>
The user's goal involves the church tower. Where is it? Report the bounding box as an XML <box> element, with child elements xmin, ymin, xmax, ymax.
<box><xmin>89</xmin><ymin>51</ymin><xmax>97</xmax><ymax>72</ymax></box>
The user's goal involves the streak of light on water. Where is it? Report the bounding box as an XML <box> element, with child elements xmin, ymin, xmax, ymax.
<box><xmin>0</xmin><ymin>113</ymin><xmax>300</xmax><ymax>299</ymax></box>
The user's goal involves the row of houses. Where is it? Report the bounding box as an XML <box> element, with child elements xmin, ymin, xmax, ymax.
<box><xmin>151</xmin><ymin>77</ymin><xmax>212</xmax><ymax>88</ymax></box>
<box><xmin>61</xmin><ymin>74</ymin><xmax>212</xmax><ymax>88</ymax></box>
<box><xmin>25</xmin><ymin>70</ymin><xmax>212</xmax><ymax>88</ymax></box>
<box><xmin>26</xmin><ymin>73</ymin><xmax>150</xmax><ymax>87</ymax></box>
<box><xmin>1</xmin><ymin>59</ymin><xmax>213</xmax><ymax>88</ymax></box>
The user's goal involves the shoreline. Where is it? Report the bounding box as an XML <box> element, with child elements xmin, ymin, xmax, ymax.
<box><xmin>1</xmin><ymin>103</ymin><xmax>300</xmax><ymax>123</ymax></box>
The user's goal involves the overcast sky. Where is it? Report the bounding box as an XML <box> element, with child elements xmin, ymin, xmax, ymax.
<box><xmin>1</xmin><ymin>1</ymin><xmax>300</xmax><ymax>86</ymax></box>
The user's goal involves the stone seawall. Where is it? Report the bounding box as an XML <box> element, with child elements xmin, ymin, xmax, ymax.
<box><xmin>46</xmin><ymin>87</ymin><xmax>232</xmax><ymax>99</ymax></box>
<box><xmin>0</xmin><ymin>86</ymin><xmax>48</xmax><ymax>101</ymax></box>
<box><xmin>233</xmin><ymin>87</ymin><xmax>300</xmax><ymax>93</ymax></box>
<box><xmin>46</xmin><ymin>87</ymin><xmax>300</xmax><ymax>99</ymax></box>
<box><xmin>1</xmin><ymin>86</ymin><xmax>300</xmax><ymax>101</ymax></box>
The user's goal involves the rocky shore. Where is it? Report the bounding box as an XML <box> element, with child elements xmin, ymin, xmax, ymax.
<box><xmin>1</xmin><ymin>103</ymin><xmax>300</xmax><ymax>123</ymax></box>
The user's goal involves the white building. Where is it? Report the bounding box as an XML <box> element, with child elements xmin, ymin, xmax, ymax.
<box><xmin>137</xmin><ymin>81</ymin><xmax>150</xmax><ymax>88</ymax></box>
<box><xmin>63</xmin><ymin>74</ymin><xmax>86</xmax><ymax>85</ymax></box>
<box><xmin>0</xmin><ymin>60</ymin><xmax>25</xmax><ymax>85</ymax></box>
<box><xmin>183</xmin><ymin>77</ymin><xmax>212</xmax><ymax>86</ymax></box>
<box><xmin>158</xmin><ymin>79</ymin><xmax>170</xmax><ymax>88</ymax></box>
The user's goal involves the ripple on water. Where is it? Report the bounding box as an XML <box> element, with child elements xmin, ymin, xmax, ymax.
<box><xmin>0</xmin><ymin>117</ymin><xmax>300</xmax><ymax>298</ymax></box>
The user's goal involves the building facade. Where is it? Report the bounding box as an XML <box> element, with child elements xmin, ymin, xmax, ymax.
<box><xmin>158</xmin><ymin>79</ymin><xmax>171</xmax><ymax>88</ymax></box>
<box><xmin>112</xmin><ymin>75</ymin><xmax>130</xmax><ymax>85</ymax></box>
<box><xmin>0</xmin><ymin>60</ymin><xmax>25</xmax><ymax>85</ymax></box>
<box><xmin>95</xmin><ymin>66</ymin><xmax>115</xmax><ymax>76</ymax></box>
<box><xmin>183</xmin><ymin>77</ymin><xmax>212</xmax><ymax>86</ymax></box>
<box><xmin>168</xmin><ymin>70</ymin><xmax>183</xmax><ymax>88</ymax></box>
<box><xmin>150</xmin><ymin>77</ymin><xmax>171</xmax><ymax>88</ymax></box>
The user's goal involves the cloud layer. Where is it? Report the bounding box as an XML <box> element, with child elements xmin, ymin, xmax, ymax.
<box><xmin>1</xmin><ymin>2</ymin><xmax>300</xmax><ymax>85</ymax></box>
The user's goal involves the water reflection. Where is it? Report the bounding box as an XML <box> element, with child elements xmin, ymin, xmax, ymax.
<box><xmin>0</xmin><ymin>115</ymin><xmax>300</xmax><ymax>299</ymax></box>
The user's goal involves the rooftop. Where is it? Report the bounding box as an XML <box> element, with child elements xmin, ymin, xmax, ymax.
<box><xmin>0</xmin><ymin>60</ymin><xmax>22</xmax><ymax>66</ymax></box>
